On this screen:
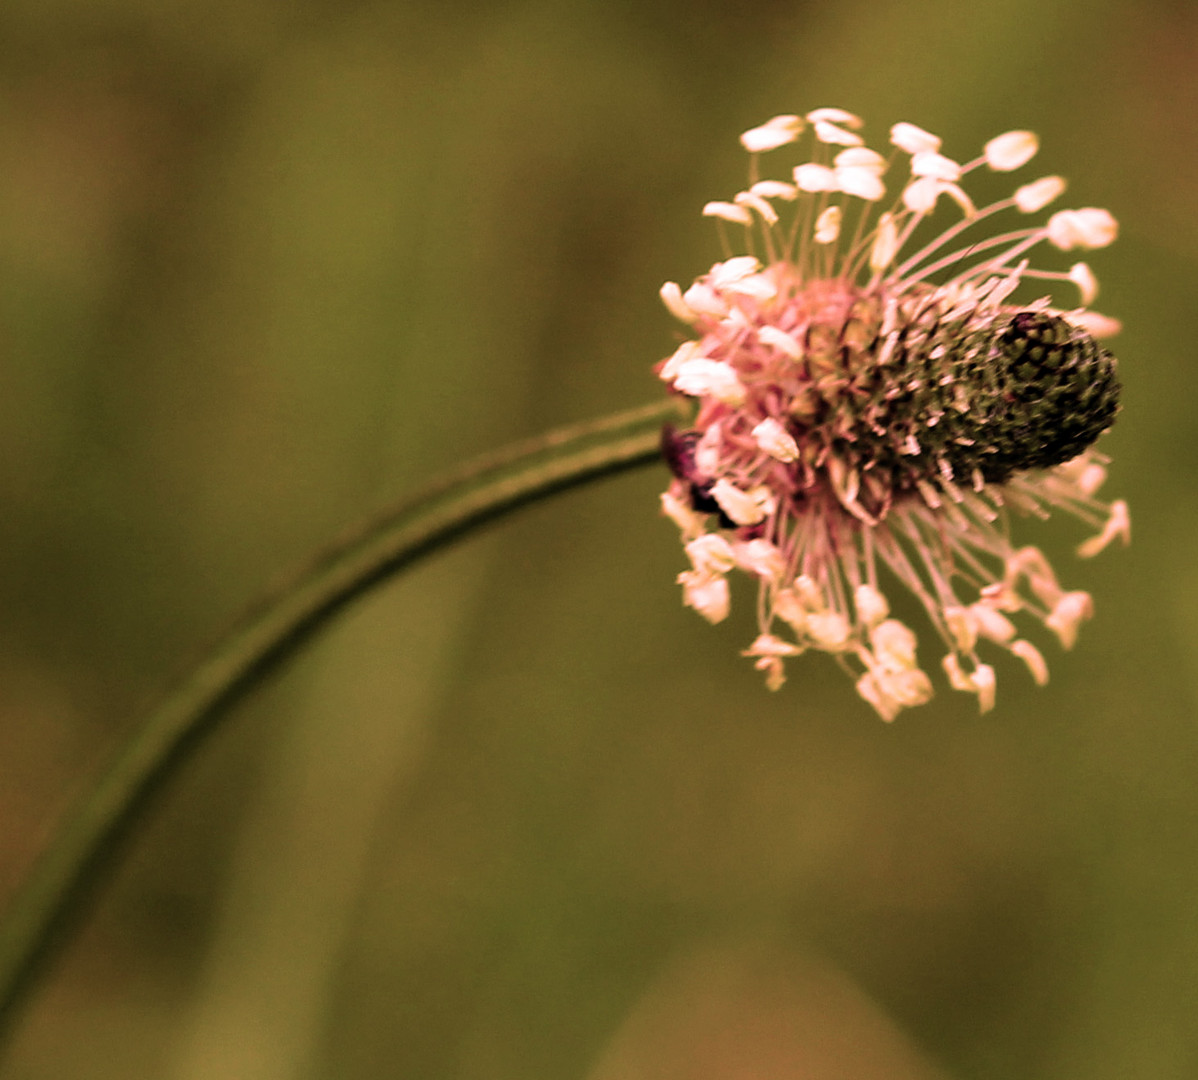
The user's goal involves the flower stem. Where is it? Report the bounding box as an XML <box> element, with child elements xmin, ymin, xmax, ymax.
<box><xmin>0</xmin><ymin>397</ymin><xmax>684</xmax><ymax>1048</ymax></box>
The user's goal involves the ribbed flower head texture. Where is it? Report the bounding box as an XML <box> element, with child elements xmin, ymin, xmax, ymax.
<box><xmin>657</xmin><ymin>109</ymin><xmax>1128</xmax><ymax>721</ymax></box>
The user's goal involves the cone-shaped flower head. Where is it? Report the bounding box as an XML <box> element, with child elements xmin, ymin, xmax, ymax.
<box><xmin>657</xmin><ymin>109</ymin><xmax>1128</xmax><ymax>720</ymax></box>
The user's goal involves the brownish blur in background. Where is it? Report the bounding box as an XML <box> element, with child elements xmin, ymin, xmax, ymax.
<box><xmin>1</xmin><ymin>0</ymin><xmax>1196</xmax><ymax>1077</ymax></box>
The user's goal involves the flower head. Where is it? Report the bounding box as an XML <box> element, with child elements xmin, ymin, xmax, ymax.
<box><xmin>656</xmin><ymin>110</ymin><xmax>1128</xmax><ymax>720</ymax></box>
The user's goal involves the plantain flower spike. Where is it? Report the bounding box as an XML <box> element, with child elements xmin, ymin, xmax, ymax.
<box><xmin>656</xmin><ymin>109</ymin><xmax>1128</xmax><ymax>720</ymax></box>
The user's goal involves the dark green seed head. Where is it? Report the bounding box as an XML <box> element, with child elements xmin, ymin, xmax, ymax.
<box><xmin>854</xmin><ymin>309</ymin><xmax>1121</xmax><ymax>490</ymax></box>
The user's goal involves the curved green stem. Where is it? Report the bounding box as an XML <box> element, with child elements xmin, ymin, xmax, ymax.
<box><xmin>0</xmin><ymin>398</ymin><xmax>685</xmax><ymax>1047</ymax></box>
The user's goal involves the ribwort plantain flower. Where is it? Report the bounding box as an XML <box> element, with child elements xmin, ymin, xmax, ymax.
<box><xmin>657</xmin><ymin>109</ymin><xmax>1129</xmax><ymax>721</ymax></box>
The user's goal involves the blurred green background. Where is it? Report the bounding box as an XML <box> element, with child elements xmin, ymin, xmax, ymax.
<box><xmin>0</xmin><ymin>0</ymin><xmax>1196</xmax><ymax>1077</ymax></box>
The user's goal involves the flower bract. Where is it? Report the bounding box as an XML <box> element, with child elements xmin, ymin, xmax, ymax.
<box><xmin>657</xmin><ymin>109</ymin><xmax>1128</xmax><ymax>720</ymax></box>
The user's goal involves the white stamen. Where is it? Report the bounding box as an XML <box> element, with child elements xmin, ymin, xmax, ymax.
<box><xmin>902</xmin><ymin>177</ymin><xmax>941</xmax><ymax>214</ymax></box>
<box><xmin>749</xmin><ymin>179</ymin><xmax>799</xmax><ymax>201</ymax></box>
<box><xmin>807</xmin><ymin>610</ymin><xmax>851</xmax><ymax>650</ymax></box>
<box><xmin>680</xmin><ymin>282</ymin><xmax>728</xmax><ymax>318</ymax></box>
<box><xmin>944</xmin><ymin>606</ymin><xmax>978</xmax><ymax>652</ymax></box>
<box><xmin>702</xmin><ymin>200</ymin><xmax>753</xmax><ymax>226</ymax></box>
<box><xmin>1047</xmin><ymin>208</ymin><xmax>1119</xmax><ymax>250</ymax></box>
<box><xmin>1015</xmin><ymin>175</ymin><xmax>1066</xmax><ymax>213</ymax></box>
<box><xmin>739</xmin><ymin>115</ymin><xmax>804</xmax><ymax>153</ymax></box>
<box><xmin>890</xmin><ymin>121</ymin><xmax>941</xmax><ymax>155</ymax></box>
<box><xmin>751</xmin><ymin>417</ymin><xmax>800</xmax><ymax>462</ymax></box>
<box><xmin>836</xmin><ymin>165</ymin><xmax>886</xmax><ymax>201</ymax></box>
<box><xmin>710</xmin><ymin>255</ymin><xmax>762</xmax><ymax>286</ymax></box>
<box><xmin>911</xmin><ymin>151</ymin><xmax>961</xmax><ymax>181</ymax></box>
<box><xmin>734</xmin><ymin>190</ymin><xmax>779</xmax><ymax>224</ymax></box>
<box><xmin>813</xmin><ymin>120</ymin><xmax>864</xmax><ymax>147</ymax></box>
<box><xmin>834</xmin><ymin>147</ymin><xmax>886</xmax><ymax>172</ymax></box>
<box><xmin>793</xmin><ymin>163</ymin><xmax>839</xmax><ymax>192</ymax></box>
<box><xmin>854</xmin><ymin>584</ymin><xmax>889</xmax><ymax>628</ymax></box>
<box><xmin>659</xmin><ymin>339</ymin><xmax>704</xmax><ymax>380</ymax></box>
<box><xmin>984</xmin><ymin>130</ymin><xmax>1039</xmax><ymax>171</ymax></box>
<box><xmin>1077</xmin><ymin>499</ymin><xmax>1130</xmax><ymax>558</ymax></box>
<box><xmin>745</xmin><ymin>633</ymin><xmax>801</xmax><ymax>657</ymax></box>
<box><xmin>1068</xmin><ymin>262</ymin><xmax>1099</xmax><ymax>306</ymax></box>
<box><xmin>869</xmin><ymin>213</ymin><xmax>900</xmax><ymax>272</ymax></box>
<box><xmin>971</xmin><ymin>603</ymin><xmax>1017</xmax><ymax>644</ymax></box>
<box><xmin>971</xmin><ymin>664</ymin><xmax>997</xmax><ymax>712</ymax></box>
<box><xmin>814</xmin><ymin>205</ymin><xmax>842</xmax><ymax>245</ymax></box>
<box><xmin>1045</xmin><ymin>591</ymin><xmax>1094</xmax><ymax>649</ymax></box>
<box><xmin>733</xmin><ymin>538</ymin><xmax>787</xmax><ymax>581</ymax></box>
<box><xmin>660</xmin><ymin>490</ymin><xmax>705</xmax><ymax>539</ymax></box>
<box><xmin>711</xmin><ymin>479</ymin><xmax>774</xmax><ymax>526</ymax></box>
<box><xmin>871</xmin><ymin>619</ymin><xmax>918</xmax><ymax>670</ymax></box>
<box><xmin>685</xmin><ymin>533</ymin><xmax>737</xmax><ymax>576</ymax></box>
<box><xmin>1063</xmin><ymin>309</ymin><xmax>1122</xmax><ymax>338</ymax></box>
<box><xmin>672</xmin><ymin>358</ymin><xmax>746</xmax><ymax>404</ymax></box>
<box><xmin>806</xmin><ymin>107</ymin><xmax>863</xmax><ymax>127</ymax></box>
<box><xmin>757</xmin><ymin>324</ymin><xmax>802</xmax><ymax>358</ymax></box>
<box><xmin>1011</xmin><ymin>640</ymin><xmax>1050</xmax><ymax>685</ymax></box>
<box><xmin>677</xmin><ymin>569</ymin><xmax>730</xmax><ymax>623</ymax></box>
<box><xmin>659</xmin><ymin>281</ymin><xmax>695</xmax><ymax>323</ymax></box>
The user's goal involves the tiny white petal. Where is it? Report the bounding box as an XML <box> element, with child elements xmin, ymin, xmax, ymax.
<box><xmin>1068</xmin><ymin>262</ymin><xmax>1099</xmax><ymax>306</ymax></box>
<box><xmin>1014</xmin><ymin>175</ymin><xmax>1067</xmax><ymax>213</ymax></box>
<box><xmin>985</xmin><ymin>130</ymin><xmax>1039</xmax><ymax>171</ymax></box>
<box><xmin>869</xmin><ymin>212</ymin><xmax>900</xmax><ymax>272</ymax></box>
<box><xmin>756</xmin><ymin>324</ymin><xmax>802</xmax><ymax>358</ymax></box>
<box><xmin>749</xmin><ymin>179</ymin><xmax>799</xmax><ymax>201</ymax></box>
<box><xmin>911</xmin><ymin>150</ymin><xmax>961</xmax><ymax>181</ymax></box>
<box><xmin>702</xmin><ymin>200</ymin><xmax>753</xmax><ymax>226</ymax></box>
<box><xmin>814</xmin><ymin>205</ymin><xmax>842</xmax><ymax>245</ymax></box>
<box><xmin>751</xmin><ymin>417</ymin><xmax>800</xmax><ymax>462</ymax></box>
<box><xmin>739</xmin><ymin>114</ymin><xmax>804</xmax><ymax>152</ymax></box>
<box><xmin>814</xmin><ymin>120</ymin><xmax>864</xmax><ymax>147</ymax></box>
<box><xmin>890</xmin><ymin>121</ymin><xmax>941</xmax><ymax>155</ymax></box>
<box><xmin>672</xmin><ymin>358</ymin><xmax>746</xmax><ymax>404</ymax></box>
<box><xmin>793</xmin><ymin>163</ymin><xmax>839</xmax><ymax>192</ymax></box>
